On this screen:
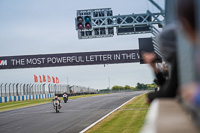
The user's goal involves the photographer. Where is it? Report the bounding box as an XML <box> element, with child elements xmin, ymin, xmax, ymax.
<box><xmin>143</xmin><ymin>24</ymin><xmax>178</xmax><ymax>104</ymax></box>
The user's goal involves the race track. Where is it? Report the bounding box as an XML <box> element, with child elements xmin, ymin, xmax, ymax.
<box><xmin>0</xmin><ymin>91</ymin><xmax>148</xmax><ymax>133</ymax></box>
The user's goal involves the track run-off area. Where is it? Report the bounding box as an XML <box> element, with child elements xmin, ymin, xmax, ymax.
<box><xmin>0</xmin><ymin>91</ymin><xmax>148</xmax><ymax>133</ymax></box>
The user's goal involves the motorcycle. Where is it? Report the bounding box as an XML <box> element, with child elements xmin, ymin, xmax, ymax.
<box><xmin>63</xmin><ymin>94</ymin><xmax>68</xmax><ymax>103</ymax></box>
<box><xmin>53</xmin><ymin>99</ymin><xmax>61</xmax><ymax>113</ymax></box>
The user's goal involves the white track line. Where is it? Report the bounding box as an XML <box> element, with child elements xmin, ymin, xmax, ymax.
<box><xmin>79</xmin><ymin>93</ymin><xmax>144</xmax><ymax>133</ymax></box>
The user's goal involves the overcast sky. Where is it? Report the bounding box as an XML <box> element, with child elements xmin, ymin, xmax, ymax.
<box><xmin>0</xmin><ymin>0</ymin><xmax>165</xmax><ymax>89</ymax></box>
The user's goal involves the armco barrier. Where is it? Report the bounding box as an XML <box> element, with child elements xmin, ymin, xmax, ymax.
<box><xmin>0</xmin><ymin>93</ymin><xmax>54</xmax><ymax>103</ymax></box>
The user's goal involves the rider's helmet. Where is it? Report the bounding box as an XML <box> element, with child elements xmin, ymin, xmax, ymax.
<box><xmin>55</xmin><ymin>96</ymin><xmax>58</xmax><ymax>100</ymax></box>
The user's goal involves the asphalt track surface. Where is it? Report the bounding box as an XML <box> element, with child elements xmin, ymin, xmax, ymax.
<box><xmin>0</xmin><ymin>91</ymin><xmax>148</xmax><ymax>133</ymax></box>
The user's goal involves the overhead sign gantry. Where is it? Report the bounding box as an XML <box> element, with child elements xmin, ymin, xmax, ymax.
<box><xmin>75</xmin><ymin>0</ymin><xmax>164</xmax><ymax>63</ymax></box>
<box><xmin>75</xmin><ymin>2</ymin><xmax>165</xmax><ymax>39</ymax></box>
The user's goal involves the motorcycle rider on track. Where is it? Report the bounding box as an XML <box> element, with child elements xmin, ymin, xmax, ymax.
<box><xmin>52</xmin><ymin>96</ymin><xmax>61</xmax><ymax>108</ymax></box>
<box><xmin>63</xmin><ymin>92</ymin><xmax>68</xmax><ymax>103</ymax></box>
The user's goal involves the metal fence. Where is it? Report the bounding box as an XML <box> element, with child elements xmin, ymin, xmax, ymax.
<box><xmin>0</xmin><ymin>83</ymin><xmax>97</xmax><ymax>97</ymax></box>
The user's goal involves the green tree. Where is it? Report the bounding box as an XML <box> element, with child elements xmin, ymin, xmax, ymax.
<box><xmin>119</xmin><ymin>86</ymin><xmax>124</xmax><ymax>90</ymax></box>
<box><xmin>136</xmin><ymin>83</ymin><xmax>142</xmax><ymax>90</ymax></box>
<box><xmin>130</xmin><ymin>87</ymin><xmax>136</xmax><ymax>90</ymax></box>
<box><xmin>124</xmin><ymin>85</ymin><xmax>131</xmax><ymax>90</ymax></box>
<box><xmin>111</xmin><ymin>85</ymin><xmax>120</xmax><ymax>91</ymax></box>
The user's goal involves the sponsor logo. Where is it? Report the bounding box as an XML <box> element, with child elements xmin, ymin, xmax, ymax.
<box><xmin>0</xmin><ymin>60</ymin><xmax>7</xmax><ymax>66</ymax></box>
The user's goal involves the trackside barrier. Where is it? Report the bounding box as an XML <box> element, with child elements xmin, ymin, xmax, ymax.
<box><xmin>0</xmin><ymin>83</ymin><xmax>97</xmax><ymax>98</ymax></box>
<box><xmin>0</xmin><ymin>83</ymin><xmax>98</xmax><ymax>103</ymax></box>
<box><xmin>0</xmin><ymin>93</ymin><xmax>54</xmax><ymax>103</ymax></box>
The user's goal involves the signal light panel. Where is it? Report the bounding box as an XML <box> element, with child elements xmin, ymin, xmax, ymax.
<box><xmin>75</xmin><ymin>8</ymin><xmax>114</xmax><ymax>39</ymax></box>
<box><xmin>75</xmin><ymin>7</ymin><xmax>165</xmax><ymax>39</ymax></box>
<box><xmin>76</xmin><ymin>16</ymin><xmax>92</xmax><ymax>30</ymax></box>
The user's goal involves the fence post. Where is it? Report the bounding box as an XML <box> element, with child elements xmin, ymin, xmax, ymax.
<box><xmin>20</xmin><ymin>84</ymin><xmax>22</xmax><ymax>96</ymax></box>
<box><xmin>16</xmin><ymin>83</ymin><xmax>19</xmax><ymax>96</ymax></box>
<box><xmin>13</xmin><ymin>83</ymin><xmax>15</xmax><ymax>96</ymax></box>
<box><xmin>0</xmin><ymin>83</ymin><xmax>3</xmax><ymax>97</ymax></box>
<box><xmin>36</xmin><ymin>84</ymin><xmax>39</xmax><ymax>94</ymax></box>
<box><xmin>30</xmin><ymin>84</ymin><xmax>32</xmax><ymax>95</ymax></box>
<box><xmin>5</xmin><ymin>83</ymin><xmax>7</xmax><ymax>96</ymax></box>
<box><xmin>48</xmin><ymin>84</ymin><xmax>50</xmax><ymax>94</ymax></box>
<box><xmin>26</xmin><ymin>84</ymin><xmax>28</xmax><ymax>95</ymax></box>
<box><xmin>39</xmin><ymin>84</ymin><xmax>42</xmax><ymax>94</ymax></box>
<box><xmin>23</xmin><ymin>84</ymin><xmax>25</xmax><ymax>95</ymax></box>
<box><xmin>43</xmin><ymin>84</ymin><xmax>45</xmax><ymax>94</ymax></box>
<box><xmin>31</xmin><ymin>84</ymin><xmax>34</xmax><ymax>95</ymax></box>
<box><xmin>54</xmin><ymin>84</ymin><xmax>56</xmax><ymax>95</ymax></box>
<box><xmin>9</xmin><ymin>83</ymin><xmax>11</xmax><ymax>96</ymax></box>
<box><xmin>35</xmin><ymin>84</ymin><xmax>36</xmax><ymax>94</ymax></box>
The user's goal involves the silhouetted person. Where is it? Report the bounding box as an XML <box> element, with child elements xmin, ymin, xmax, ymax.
<box><xmin>144</xmin><ymin>24</ymin><xmax>178</xmax><ymax>103</ymax></box>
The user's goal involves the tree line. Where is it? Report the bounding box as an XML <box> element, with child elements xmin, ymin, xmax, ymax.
<box><xmin>111</xmin><ymin>83</ymin><xmax>156</xmax><ymax>91</ymax></box>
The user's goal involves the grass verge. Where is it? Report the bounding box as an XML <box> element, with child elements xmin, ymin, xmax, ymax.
<box><xmin>0</xmin><ymin>94</ymin><xmax>108</xmax><ymax>112</ymax></box>
<box><xmin>86</xmin><ymin>94</ymin><xmax>149</xmax><ymax>133</ymax></box>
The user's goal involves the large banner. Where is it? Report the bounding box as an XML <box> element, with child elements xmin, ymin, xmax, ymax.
<box><xmin>0</xmin><ymin>49</ymin><xmax>140</xmax><ymax>69</ymax></box>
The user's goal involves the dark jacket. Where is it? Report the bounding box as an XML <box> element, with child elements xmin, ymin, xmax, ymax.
<box><xmin>147</xmin><ymin>24</ymin><xmax>179</xmax><ymax>102</ymax></box>
<box><xmin>148</xmin><ymin>59</ymin><xmax>178</xmax><ymax>102</ymax></box>
<box><xmin>155</xmin><ymin>71</ymin><xmax>166</xmax><ymax>86</ymax></box>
